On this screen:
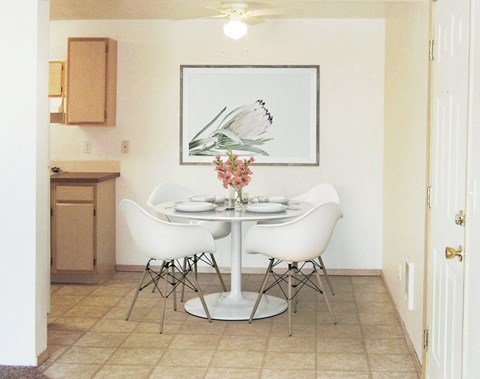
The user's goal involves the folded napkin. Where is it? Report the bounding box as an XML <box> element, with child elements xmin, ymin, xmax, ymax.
<box><xmin>251</xmin><ymin>196</ymin><xmax>289</xmax><ymax>204</ymax></box>
<box><xmin>190</xmin><ymin>195</ymin><xmax>225</xmax><ymax>204</ymax></box>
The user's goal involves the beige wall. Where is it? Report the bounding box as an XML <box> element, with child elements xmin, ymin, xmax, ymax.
<box><xmin>383</xmin><ymin>3</ymin><xmax>429</xmax><ymax>361</ymax></box>
<box><xmin>49</xmin><ymin>18</ymin><xmax>386</xmax><ymax>271</ymax></box>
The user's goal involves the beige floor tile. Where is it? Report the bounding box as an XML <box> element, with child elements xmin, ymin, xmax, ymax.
<box><xmin>217</xmin><ymin>334</ymin><xmax>268</xmax><ymax>351</ymax></box>
<box><xmin>358</xmin><ymin>313</ymin><xmax>400</xmax><ymax>326</ymax></box>
<box><xmin>107</xmin><ymin>347</ymin><xmax>164</xmax><ymax>366</ymax></box>
<box><xmin>365</xmin><ymin>338</ymin><xmax>410</xmax><ymax>354</ymax></box>
<box><xmin>211</xmin><ymin>350</ymin><xmax>265</xmax><ymax>369</ymax></box>
<box><xmin>77</xmin><ymin>296</ymin><xmax>124</xmax><ymax>307</ymax></box>
<box><xmin>91</xmin><ymin>318</ymin><xmax>139</xmax><ymax>333</ymax></box>
<box><xmin>51</xmin><ymin>294</ymin><xmax>86</xmax><ymax>307</ymax></box>
<box><xmin>357</xmin><ymin>302</ymin><xmax>395</xmax><ymax>314</ymax></box>
<box><xmin>205</xmin><ymin>367</ymin><xmax>261</xmax><ymax>379</ymax></box>
<box><xmin>57</xmin><ymin>346</ymin><xmax>116</xmax><ymax>364</ymax></box>
<box><xmin>121</xmin><ymin>332</ymin><xmax>173</xmax><ymax>349</ymax></box>
<box><xmin>45</xmin><ymin>344</ymin><xmax>70</xmax><ymax>361</ymax></box>
<box><xmin>169</xmin><ymin>333</ymin><xmax>221</xmax><ymax>349</ymax></box>
<box><xmin>74</xmin><ymin>331</ymin><xmax>130</xmax><ymax>347</ymax></box>
<box><xmin>316</xmin><ymin>371</ymin><xmax>370</xmax><ymax>379</ymax></box>
<box><xmin>362</xmin><ymin>325</ymin><xmax>404</xmax><ymax>339</ymax></box>
<box><xmin>355</xmin><ymin>292</ymin><xmax>391</xmax><ymax>303</ymax></box>
<box><xmin>316</xmin><ymin>353</ymin><xmax>369</xmax><ymax>371</ymax></box>
<box><xmin>264</xmin><ymin>352</ymin><xmax>315</xmax><ymax>370</ymax></box>
<box><xmin>316</xmin><ymin>338</ymin><xmax>365</xmax><ymax>354</ymax></box>
<box><xmin>317</xmin><ymin>312</ymin><xmax>359</xmax><ymax>325</ymax></box>
<box><xmin>225</xmin><ymin>319</ymin><xmax>272</xmax><ymax>336</ymax></box>
<box><xmin>93</xmin><ymin>364</ymin><xmax>153</xmax><ymax>378</ymax></box>
<box><xmin>371</xmin><ymin>372</ymin><xmax>420</xmax><ymax>379</ymax></box>
<box><xmin>45</xmin><ymin>273</ymin><xmax>421</xmax><ymax>379</ymax></box>
<box><xmin>63</xmin><ymin>305</ymin><xmax>112</xmax><ymax>319</ymax></box>
<box><xmin>368</xmin><ymin>354</ymin><xmax>417</xmax><ymax>372</ymax></box>
<box><xmin>48</xmin><ymin>330</ymin><xmax>84</xmax><ymax>346</ymax></box>
<box><xmin>158</xmin><ymin>349</ymin><xmax>215</xmax><ymax>367</ymax></box>
<box><xmin>316</xmin><ymin>324</ymin><xmax>362</xmax><ymax>339</ymax></box>
<box><xmin>262</xmin><ymin>369</ymin><xmax>316</xmax><ymax>378</ymax></box>
<box><xmin>150</xmin><ymin>365</ymin><xmax>207</xmax><ymax>378</ymax></box>
<box><xmin>267</xmin><ymin>336</ymin><xmax>316</xmax><ymax>352</ymax></box>
<box><xmin>54</xmin><ymin>285</ymin><xmax>98</xmax><ymax>297</ymax></box>
<box><xmin>49</xmin><ymin>317</ymin><xmax>99</xmax><ymax>332</ymax></box>
<box><xmin>43</xmin><ymin>362</ymin><xmax>101</xmax><ymax>379</ymax></box>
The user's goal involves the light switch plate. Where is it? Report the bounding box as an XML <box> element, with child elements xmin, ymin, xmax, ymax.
<box><xmin>121</xmin><ymin>140</ymin><xmax>129</xmax><ymax>154</ymax></box>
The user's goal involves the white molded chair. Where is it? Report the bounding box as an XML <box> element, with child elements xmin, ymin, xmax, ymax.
<box><xmin>147</xmin><ymin>182</ymin><xmax>229</xmax><ymax>295</ymax></box>
<box><xmin>246</xmin><ymin>202</ymin><xmax>343</xmax><ymax>336</ymax></box>
<box><xmin>259</xmin><ymin>183</ymin><xmax>340</xmax><ymax>296</ymax></box>
<box><xmin>120</xmin><ymin>199</ymin><xmax>216</xmax><ymax>333</ymax></box>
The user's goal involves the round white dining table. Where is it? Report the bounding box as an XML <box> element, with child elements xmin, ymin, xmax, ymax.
<box><xmin>155</xmin><ymin>200</ymin><xmax>314</xmax><ymax>321</ymax></box>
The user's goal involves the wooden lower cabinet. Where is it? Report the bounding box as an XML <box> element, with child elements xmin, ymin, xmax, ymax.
<box><xmin>50</xmin><ymin>174</ymin><xmax>118</xmax><ymax>283</ymax></box>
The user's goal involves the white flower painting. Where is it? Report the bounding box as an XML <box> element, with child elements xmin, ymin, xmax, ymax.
<box><xmin>181</xmin><ymin>66</ymin><xmax>319</xmax><ymax>166</ymax></box>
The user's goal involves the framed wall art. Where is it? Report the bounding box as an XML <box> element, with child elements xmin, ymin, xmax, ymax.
<box><xmin>180</xmin><ymin>65</ymin><xmax>319</xmax><ymax>166</ymax></box>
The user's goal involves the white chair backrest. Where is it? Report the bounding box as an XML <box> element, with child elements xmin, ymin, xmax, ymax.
<box><xmin>245</xmin><ymin>202</ymin><xmax>343</xmax><ymax>263</ymax></box>
<box><xmin>146</xmin><ymin>182</ymin><xmax>193</xmax><ymax>209</ymax></box>
<box><xmin>293</xmin><ymin>183</ymin><xmax>340</xmax><ymax>205</ymax></box>
<box><xmin>119</xmin><ymin>199</ymin><xmax>215</xmax><ymax>260</ymax></box>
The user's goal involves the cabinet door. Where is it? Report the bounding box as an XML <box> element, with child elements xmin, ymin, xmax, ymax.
<box><xmin>67</xmin><ymin>38</ymin><xmax>107</xmax><ymax>124</ymax></box>
<box><xmin>54</xmin><ymin>203</ymin><xmax>95</xmax><ymax>271</ymax></box>
<box><xmin>49</xmin><ymin>60</ymin><xmax>64</xmax><ymax>97</ymax></box>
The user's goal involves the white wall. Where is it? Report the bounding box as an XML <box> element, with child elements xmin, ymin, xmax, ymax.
<box><xmin>49</xmin><ymin>18</ymin><xmax>385</xmax><ymax>271</ymax></box>
<box><xmin>0</xmin><ymin>0</ymin><xmax>50</xmax><ymax>365</ymax></box>
<box><xmin>383</xmin><ymin>3</ymin><xmax>429</xmax><ymax>361</ymax></box>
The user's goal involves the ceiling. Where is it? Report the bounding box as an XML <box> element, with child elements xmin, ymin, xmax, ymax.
<box><xmin>50</xmin><ymin>0</ymin><xmax>424</xmax><ymax>21</ymax></box>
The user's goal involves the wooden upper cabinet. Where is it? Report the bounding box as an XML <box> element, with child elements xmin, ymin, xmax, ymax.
<box><xmin>66</xmin><ymin>38</ymin><xmax>117</xmax><ymax>126</ymax></box>
<box><xmin>48</xmin><ymin>60</ymin><xmax>65</xmax><ymax>97</ymax></box>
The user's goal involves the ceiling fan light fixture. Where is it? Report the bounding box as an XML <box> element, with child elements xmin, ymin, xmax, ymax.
<box><xmin>223</xmin><ymin>19</ymin><xmax>248</xmax><ymax>40</ymax></box>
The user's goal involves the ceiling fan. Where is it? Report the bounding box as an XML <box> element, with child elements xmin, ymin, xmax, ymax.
<box><xmin>184</xmin><ymin>2</ymin><xmax>289</xmax><ymax>40</ymax></box>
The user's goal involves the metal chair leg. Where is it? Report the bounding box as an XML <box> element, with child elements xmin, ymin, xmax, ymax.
<box><xmin>180</xmin><ymin>257</ymin><xmax>187</xmax><ymax>302</ymax></box>
<box><xmin>313</xmin><ymin>265</ymin><xmax>337</xmax><ymax>324</ymax></box>
<box><xmin>318</xmin><ymin>256</ymin><xmax>335</xmax><ymax>296</ymax></box>
<box><xmin>287</xmin><ymin>264</ymin><xmax>293</xmax><ymax>336</ymax></box>
<box><xmin>159</xmin><ymin>261</ymin><xmax>169</xmax><ymax>334</ymax></box>
<box><xmin>292</xmin><ymin>262</ymin><xmax>299</xmax><ymax>313</ymax></box>
<box><xmin>171</xmin><ymin>263</ymin><xmax>177</xmax><ymax>311</ymax></box>
<box><xmin>249</xmin><ymin>258</ymin><xmax>274</xmax><ymax>323</ymax></box>
<box><xmin>187</xmin><ymin>259</ymin><xmax>212</xmax><ymax>322</ymax></box>
<box><xmin>209</xmin><ymin>253</ymin><xmax>227</xmax><ymax>292</ymax></box>
<box><xmin>126</xmin><ymin>265</ymin><xmax>149</xmax><ymax>321</ymax></box>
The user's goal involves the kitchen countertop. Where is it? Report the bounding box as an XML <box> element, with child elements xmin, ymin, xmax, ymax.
<box><xmin>50</xmin><ymin>172</ymin><xmax>120</xmax><ymax>184</ymax></box>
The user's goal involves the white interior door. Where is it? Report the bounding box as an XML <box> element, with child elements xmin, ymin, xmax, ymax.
<box><xmin>427</xmin><ymin>0</ymin><xmax>469</xmax><ymax>378</ymax></box>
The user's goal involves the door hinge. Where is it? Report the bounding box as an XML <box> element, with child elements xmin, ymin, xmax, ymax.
<box><xmin>50</xmin><ymin>257</ymin><xmax>53</xmax><ymax>266</ymax></box>
<box><xmin>427</xmin><ymin>186</ymin><xmax>432</xmax><ymax>208</ymax></box>
<box><xmin>93</xmin><ymin>209</ymin><xmax>96</xmax><ymax>217</ymax></box>
<box><xmin>105</xmin><ymin>44</ymin><xmax>108</xmax><ymax>53</ymax></box>
<box><xmin>93</xmin><ymin>258</ymin><xmax>96</xmax><ymax>266</ymax></box>
<box><xmin>423</xmin><ymin>329</ymin><xmax>429</xmax><ymax>350</ymax></box>
<box><xmin>429</xmin><ymin>40</ymin><xmax>435</xmax><ymax>61</ymax></box>
<box><xmin>104</xmin><ymin>110</ymin><xmax>107</xmax><ymax>120</ymax></box>
<box><xmin>50</xmin><ymin>208</ymin><xmax>53</xmax><ymax>216</ymax></box>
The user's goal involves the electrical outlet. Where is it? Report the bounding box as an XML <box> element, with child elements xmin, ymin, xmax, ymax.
<box><xmin>83</xmin><ymin>140</ymin><xmax>92</xmax><ymax>154</ymax></box>
<box><xmin>121</xmin><ymin>140</ymin><xmax>129</xmax><ymax>154</ymax></box>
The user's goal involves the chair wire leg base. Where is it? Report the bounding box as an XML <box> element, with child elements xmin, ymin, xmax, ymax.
<box><xmin>159</xmin><ymin>262</ymin><xmax>169</xmax><ymax>333</ymax></box>
<box><xmin>210</xmin><ymin>253</ymin><xmax>227</xmax><ymax>292</ymax></box>
<box><xmin>187</xmin><ymin>259</ymin><xmax>212</xmax><ymax>322</ymax></box>
<box><xmin>288</xmin><ymin>265</ymin><xmax>293</xmax><ymax>336</ymax></box>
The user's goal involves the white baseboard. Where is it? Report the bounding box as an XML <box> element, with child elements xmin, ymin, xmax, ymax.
<box><xmin>115</xmin><ymin>264</ymin><xmax>381</xmax><ymax>276</ymax></box>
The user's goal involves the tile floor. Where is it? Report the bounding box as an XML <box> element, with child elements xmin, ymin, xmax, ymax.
<box><xmin>39</xmin><ymin>271</ymin><xmax>421</xmax><ymax>379</ymax></box>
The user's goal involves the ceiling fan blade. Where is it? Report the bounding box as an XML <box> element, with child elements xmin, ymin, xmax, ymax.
<box><xmin>241</xmin><ymin>15</ymin><xmax>265</xmax><ymax>25</ymax></box>
<box><xmin>249</xmin><ymin>8</ymin><xmax>290</xmax><ymax>17</ymax></box>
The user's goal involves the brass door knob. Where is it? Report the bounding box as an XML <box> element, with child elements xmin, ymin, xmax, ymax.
<box><xmin>445</xmin><ymin>246</ymin><xmax>464</xmax><ymax>262</ymax></box>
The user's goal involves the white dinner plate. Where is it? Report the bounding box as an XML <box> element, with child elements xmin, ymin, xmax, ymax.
<box><xmin>175</xmin><ymin>202</ymin><xmax>216</xmax><ymax>212</ymax></box>
<box><xmin>245</xmin><ymin>203</ymin><xmax>287</xmax><ymax>213</ymax></box>
<box><xmin>251</xmin><ymin>196</ymin><xmax>289</xmax><ymax>205</ymax></box>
